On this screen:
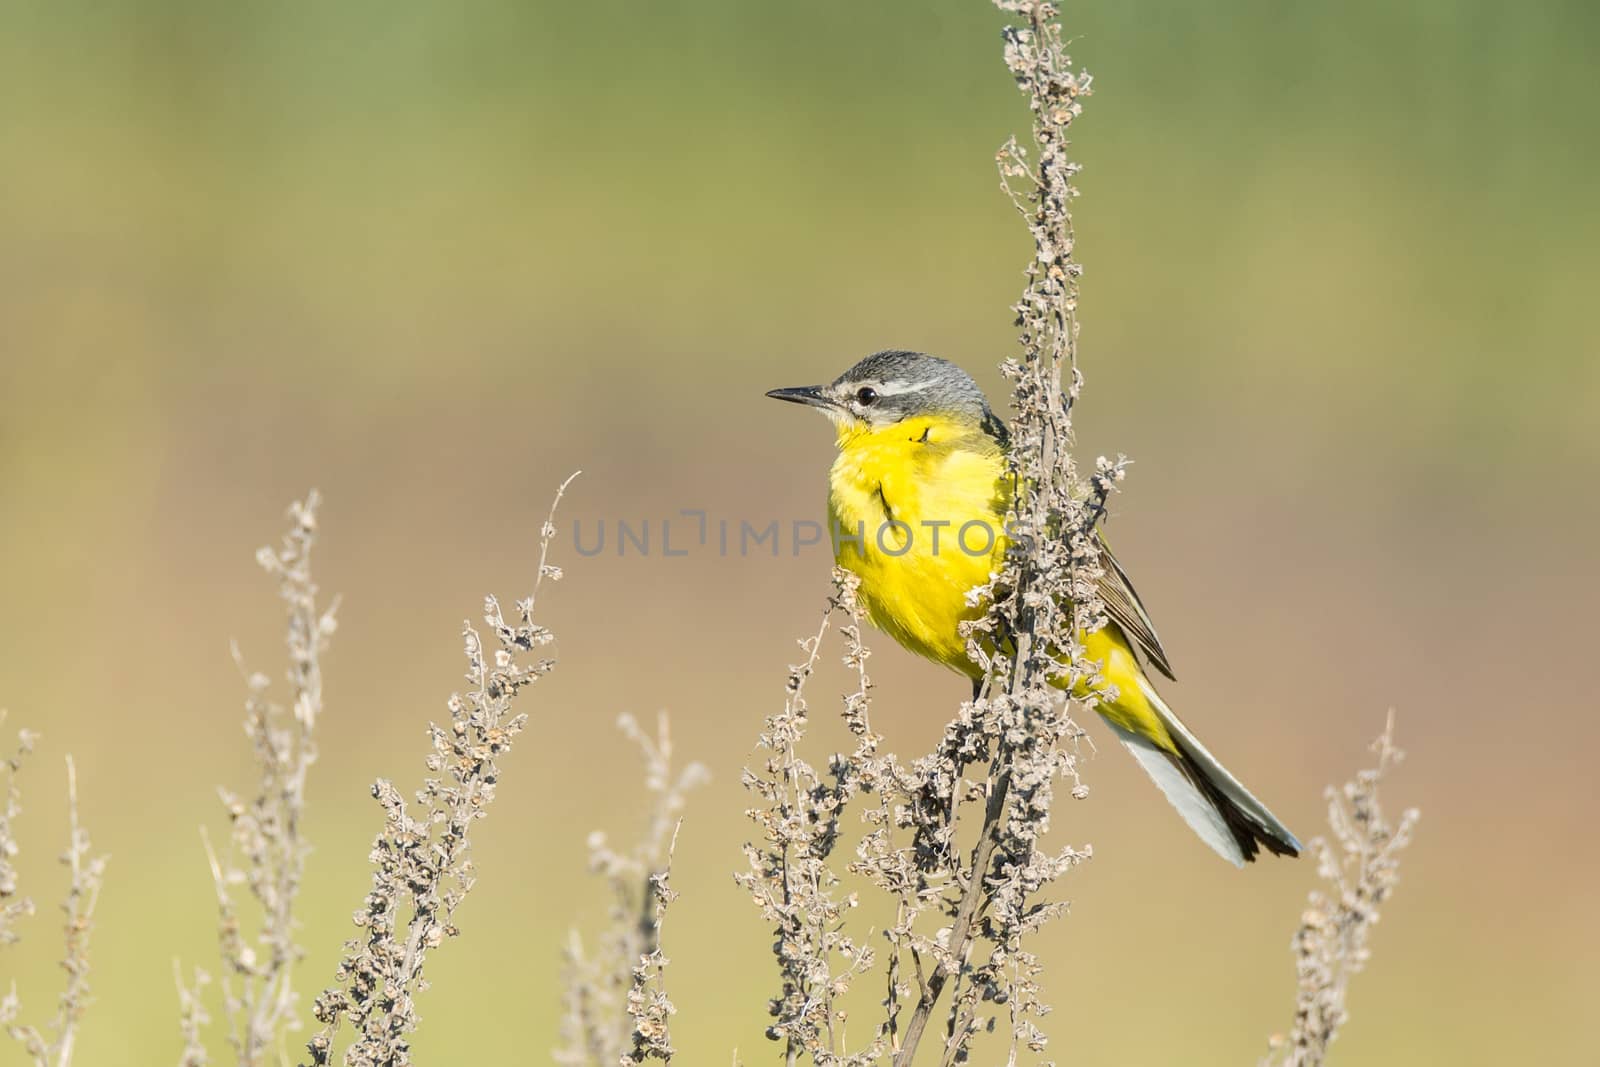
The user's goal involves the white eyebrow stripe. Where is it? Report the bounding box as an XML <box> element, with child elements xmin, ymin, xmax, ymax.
<box><xmin>870</xmin><ymin>378</ymin><xmax>935</xmax><ymax>397</ymax></box>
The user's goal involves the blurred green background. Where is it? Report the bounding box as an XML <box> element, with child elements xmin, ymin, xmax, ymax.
<box><xmin>2</xmin><ymin>1</ymin><xmax>1596</xmax><ymax>1063</ymax></box>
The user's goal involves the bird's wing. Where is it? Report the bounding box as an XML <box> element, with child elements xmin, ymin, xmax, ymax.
<box><xmin>1096</xmin><ymin>531</ymin><xmax>1176</xmax><ymax>681</ymax></box>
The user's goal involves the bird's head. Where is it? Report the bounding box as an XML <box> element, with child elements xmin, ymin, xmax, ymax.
<box><xmin>766</xmin><ymin>350</ymin><xmax>1002</xmax><ymax>443</ymax></box>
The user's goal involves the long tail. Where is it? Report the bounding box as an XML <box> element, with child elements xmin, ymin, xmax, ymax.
<box><xmin>1109</xmin><ymin>677</ymin><xmax>1302</xmax><ymax>867</ymax></box>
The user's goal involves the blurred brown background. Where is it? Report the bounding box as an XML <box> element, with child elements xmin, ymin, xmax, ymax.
<box><xmin>2</xmin><ymin>1</ymin><xmax>1596</xmax><ymax>1063</ymax></box>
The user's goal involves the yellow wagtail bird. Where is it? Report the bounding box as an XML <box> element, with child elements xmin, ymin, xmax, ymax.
<box><xmin>767</xmin><ymin>350</ymin><xmax>1300</xmax><ymax>866</ymax></box>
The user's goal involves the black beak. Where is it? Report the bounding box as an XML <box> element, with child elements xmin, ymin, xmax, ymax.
<box><xmin>765</xmin><ymin>385</ymin><xmax>830</xmax><ymax>408</ymax></box>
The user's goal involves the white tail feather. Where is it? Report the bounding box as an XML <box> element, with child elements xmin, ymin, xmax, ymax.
<box><xmin>1109</xmin><ymin>720</ymin><xmax>1247</xmax><ymax>867</ymax></box>
<box><xmin>1137</xmin><ymin>677</ymin><xmax>1302</xmax><ymax>856</ymax></box>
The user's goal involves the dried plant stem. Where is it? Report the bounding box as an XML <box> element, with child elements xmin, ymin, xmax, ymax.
<box><xmin>889</xmin><ymin>4</ymin><xmax>1105</xmax><ymax>1061</ymax></box>
<box><xmin>305</xmin><ymin>473</ymin><xmax>578</xmax><ymax>1067</ymax></box>
<box><xmin>0</xmin><ymin>715</ymin><xmax>37</xmax><ymax>948</ymax></box>
<box><xmin>1261</xmin><ymin>714</ymin><xmax>1419</xmax><ymax>1067</ymax></box>
<box><xmin>49</xmin><ymin>758</ymin><xmax>99</xmax><ymax>1067</ymax></box>
<box><xmin>557</xmin><ymin>713</ymin><xmax>707</xmax><ymax>1067</ymax></box>
<box><xmin>174</xmin><ymin>962</ymin><xmax>213</xmax><ymax>1067</ymax></box>
<box><xmin>891</xmin><ymin>766</ymin><xmax>1009</xmax><ymax>1067</ymax></box>
<box><xmin>178</xmin><ymin>490</ymin><xmax>337</xmax><ymax>1067</ymax></box>
<box><xmin>742</xmin><ymin>574</ymin><xmax>886</xmax><ymax>1067</ymax></box>
<box><xmin>744</xmin><ymin>5</ymin><xmax>1107</xmax><ymax>1064</ymax></box>
<box><xmin>624</xmin><ymin>820</ymin><xmax>686</xmax><ymax>1064</ymax></box>
<box><xmin>0</xmin><ymin>723</ymin><xmax>109</xmax><ymax>1067</ymax></box>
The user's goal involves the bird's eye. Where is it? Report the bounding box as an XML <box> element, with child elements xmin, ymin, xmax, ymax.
<box><xmin>855</xmin><ymin>387</ymin><xmax>878</xmax><ymax>406</ymax></box>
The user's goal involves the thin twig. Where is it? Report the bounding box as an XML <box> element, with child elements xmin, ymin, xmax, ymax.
<box><xmin>1260</xmin><ymin>713</ymin><xmax>1420</xmax><ymax>1067</ymax></box>
<box><xmin>0</xmin><ymin>728</ymin><xmax>108</xmax><ymax>1067</ymax></box>
<box><xmin>179</xmin><ymin>490</ymin><xmax>335</xmax><ymax>1066</ymax></box>
<box><xmin>305</xmin><ymin>473</ymin><xmax>578</xmax><ymax>1067</ymax></box>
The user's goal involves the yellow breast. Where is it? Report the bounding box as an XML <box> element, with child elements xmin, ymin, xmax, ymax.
<box><xmin>827</xmin><ymin>415</ymin><xmax>1010</xmax><ymax>677</ymax></box>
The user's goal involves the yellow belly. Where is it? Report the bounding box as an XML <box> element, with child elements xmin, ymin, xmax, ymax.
<box><xmin>828</xmin><ymin>416</ymin><xmax>1176</xmax><ymax>752</ymax></box>
<box><xmin>828</xmin><ymin>416</ymin><xmax>1009</xmax><ymax>677</ymax></box>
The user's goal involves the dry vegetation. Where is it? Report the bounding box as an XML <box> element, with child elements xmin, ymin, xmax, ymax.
<box><xmin>0</xmin><ymin>3</ymin><xmax>1420</xmax><ymax>1067</ymax></box>
<box><xmin>172</xmin><ymin>473</ymin><xmax>580</xmax><ymax>1067</ymax></box>
<box><xmin>176</xmin><ymin>491</ymin><xmax>336</xmax><ymax>1067</ymax></box>
<box><xmin>302</xmin><ymin>474</ymin><xmax>577</xmax><ymax>1067</ymax></box>
<box><xmin>1260</xmin><ymin>715</ymin><xmax>1421</xmax><ymax>1067</ymax></box>
<box><xmin>556</xmin><ymin>713</ymin><xmax>708</xmax><ymax>1067</ymax></box>
<box><xmin>0</xmin><ymin>726</ymin><xmax>107</xmax><ymax>1067</ymax></box>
